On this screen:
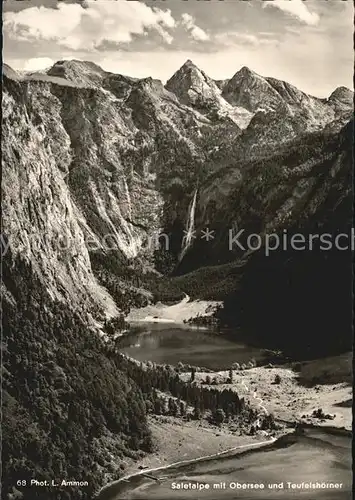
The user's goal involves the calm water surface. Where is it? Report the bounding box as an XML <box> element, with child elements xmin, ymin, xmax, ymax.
<box><xmin>118</xmin><ymin>324</ymin><xmax>264</xmax><ymax>370</ymax></box>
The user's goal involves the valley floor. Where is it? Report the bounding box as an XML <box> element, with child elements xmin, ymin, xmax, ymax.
<box><xmin>126</xmin><ymin>294</ymin><xmax>221</xmax><ymax>324</ymax></box>
<box><xmin>123</xmin><ymin>352</ymin><xmax>351</xmax><ymax>478</ymax></box>
<box><xmin>179</xmin><ymin>361</ymin><xmax>352</xmax><ymax>432</ymax></box>
<box><xmin>122</xmin><ymin>415</ymin><xmax>278</xmax><ymax>478</ymax></box>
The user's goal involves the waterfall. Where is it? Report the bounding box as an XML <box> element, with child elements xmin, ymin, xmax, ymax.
<box><xmin>123</xmin><ymin>177</ymin><xmax>132</xmax><ymax>219</ymax></box>
<box><xmin>180</xmin><ymin>188</ymin><xmax>198</xmax><ymax>260</ymax></box>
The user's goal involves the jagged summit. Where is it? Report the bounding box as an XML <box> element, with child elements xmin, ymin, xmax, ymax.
<box><xmin>165</xmin><ymin>60</ymin><xmax>252</xmax><ymax>127</ymax></box>
<box><xmin>166</xmin><ymin>59</ymin><xmax>209</xmax><ymax>87</ymax></box>
<box><xmin>165</xmin><ymin>61</ymin><xmax>254</xmax><ymax>128</ymax></box>
<box><xmin>4</xmin><ymin>58</ymin><xmax>352</xmax><ymax>134</ymax></box>
<box><xmin>326</xmin><ymin>86</ymin><xmax>353</xmax><ymax>121</ymax></box>
<box><xmin>221</xmin><ymin>66</ymin><xmax>343</xmax><ymax>130</ymax></box>
<box><xmin>236</xmin><ymin>66</ymin><xmax>259</xmax><ymax>77</ymax></box>
<box><xmin>181</xmin><ymin>59</ymin><xmax>197</xmax><ymax>69</ymax></box>
<box><xmin>165</xmin><ymin>59</ymin><xmax>205</xmax><ymax>89</ymax></box>
<box><xmin>228</xmin><ymin>66</ymin><xmax>262</xmax><ymax>84</ymax></box>
<box><xmin>166</xmin><ymin>59</ymin><xmax>221</xmax><ymax>107</ymax></box>
<box><xmin>222</xmin><ymin>65</ymin><xmax>282</xmax><ymax>112</ymax></box>
<box><xmin>172</xmin><ymin>59</ymin><xmax>205</xmax><ymax>75</ymax></box>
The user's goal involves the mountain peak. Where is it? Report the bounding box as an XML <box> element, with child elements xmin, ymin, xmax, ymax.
<box><xmin>238</xmin><ymin>66</ymin><xmax>255</xmax><ymax>76</ymax></box>
<box><xmin>165</xmin><ymin>59</ymin><xmax>213</xmax><ymax>104</ymax></box>
<box><xmin>49</xmin><ymin>59</ymin><xmax>104</xmax><ymax>71</ymax></box>
<box><xmin>174</xmin><ymin>59</ymin><xmax>203</xmax><ymax>77</ymax></box>
<box><xmin>221</xmin><ymin>66</ymin><xmax>279</xmax><ymax>111</ymax></box>
<box><xmin>181</xmin><ymin>59</ymin><xmax>198</xmax><ymax>69</ymax></box>
<box><xmin>231</xmin><ymin>66</ymin><xmax>261</xmax><ymax>82</ymax></box>
<box><xmin>165</xmin><ymin>60</ymin><xmax>240</xmax><ymax>121</ymax></box>
<box><xmin>47</xmin><ymin>59</ymin><xmax>106</xmax><ymax>87</ymax></box>
<box><xmin>329</xmin><ymin>86</ymin><xmax>353</xmax><ymax>103</ymax></box>
<box><xmin>223</xmin><ymin>66</ymin><xmax>262</xmax><ymax>91</ymax></box>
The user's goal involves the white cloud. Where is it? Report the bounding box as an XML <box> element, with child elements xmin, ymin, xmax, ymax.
<box><xmin>263</xmin><ymin>0</ymin><xmax>320</xmax><ymax>26</ymax></box>
<box><xmin>4</xmin><ymin>1</ymin><xmax>176</xmax><ymax>50</ymax></box>
<box><xmin>181</xmin><ymin>13</ymin><xmax>210</xmax><ymax>42</ymax></box>
<box><xmin>215</xmin><ymin>32</ymin><xmax>259</xmax><ymax>47</ymax></box>
<box><xmin>23</xmin><ymin>57</ymin><xmax>54</xmax><ymax>72</ymax></box>
<box><xmin>213</xmin><ymin>31</ymin><xmax>280</xmax><ymax>50</ymax></box>
<box><xmin>4</xmin><ymin>4</ymin><xmax>82</xmax><ymax>42</ymax></box>
<box><xmin>3</xmin><ymin>0</ymin><xmax>352</xmax><ymax>97</ymax></box>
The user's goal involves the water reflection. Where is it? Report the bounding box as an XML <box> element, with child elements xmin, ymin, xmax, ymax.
<box><xmin>118</xmin><ymin>324</ymin><xmax>264</xmax><ymax>370</ymax></box>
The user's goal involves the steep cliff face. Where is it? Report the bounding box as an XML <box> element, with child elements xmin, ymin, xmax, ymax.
<box><xmin>2</xmin><ymin>69</ymin><xmax>118</xmax><ymax>316</ymax></box>
<box><xmin>2</xmin><ymin>62</ymin><xmax>206</xmax><ymax>314</ymax></box>
<box><xmin>2</xmin><ymin>59</ymin><xmax>353</xmax><ymax>317</ymax></box>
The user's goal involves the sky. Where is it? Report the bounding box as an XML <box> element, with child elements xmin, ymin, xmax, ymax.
<box><xmin>3</xmin><ymin>0</ymin><xmax>354</xmax><ymax>97</ymax></box>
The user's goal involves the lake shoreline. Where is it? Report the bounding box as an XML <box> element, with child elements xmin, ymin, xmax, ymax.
<box><xmin>97</xmin><ymin>424</ymin><xmax>351</xmax><ymax>500</ymax></box>
<box><xmin>97</xmin><ymin>429</ymin><xmax>280</xmax><ymax>500</ymax></box>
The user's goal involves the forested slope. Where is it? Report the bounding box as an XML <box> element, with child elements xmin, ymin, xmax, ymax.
<box><xmin>2</xmin><ymin>253</ymin><xmax>152</xmax><ymax>500</ymax></box>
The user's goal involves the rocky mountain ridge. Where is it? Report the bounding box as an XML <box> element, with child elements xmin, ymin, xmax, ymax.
<box><xmin>2</xmin><ymin>59</ymin><xmax>353</xmax><ymax>318</ymax></box>
<box><xmin>166</xmin><ymin>59</ymin><xmax>253</xmax><ymax>128</ymax></box>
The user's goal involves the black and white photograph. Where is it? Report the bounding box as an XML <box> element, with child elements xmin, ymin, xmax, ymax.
<box><xmin>1</xmin><ymin>1</ymin><xmax>353</xmax><ymax>499</ymax></box>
